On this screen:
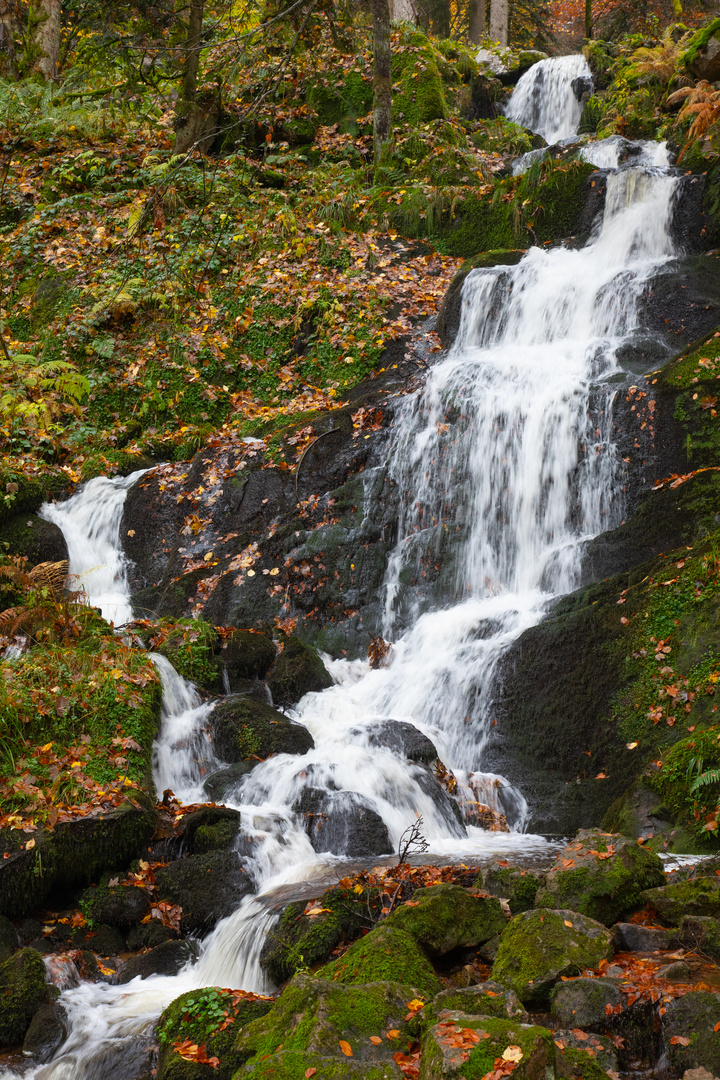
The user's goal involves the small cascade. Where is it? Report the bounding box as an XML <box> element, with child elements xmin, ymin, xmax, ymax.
<box><xmin>40</xmin><ymin>471</ymin><xmax>148</xmax><ymax>627</ymax></box>
<box><xmin>151</xmin><ymin>653</ymin><xmax>218</xmax><ymax>804</ymax></box>
<box><xmin>505</xmin><ymin>54</ymin><xmax>592</xmax><ymax>144</ymax></box>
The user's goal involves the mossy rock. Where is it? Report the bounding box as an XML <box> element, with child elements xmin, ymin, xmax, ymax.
<box><xmin>152</xmin><ymin>618</ymin><xmax>220</xmax><ymax>690</ymax></box>
<box><xmin>266</xmin><ymin>636</ymin><xmax>332</xmax><ymax>706</ymax></box>
<box><xmin>384</xmin><ymin>884</ymin><xmax>506</xmax><ymax>955</ymax></box>
<box><xmin>0</xmin><ymin>514</ymin><xmax>68</xmax><ymax>566</ymax></box>
<box><xmin>259</xmin><ymin>888</ymin><xmax>364</xmax><ymax>985</ymax></box>
<box><xmin>157</xmin><ymin>986</ymin><xmax>273</xmax><ymax>1080</ymax></box>
<box><xmin>477</xmin><ymin>862</ymin><xmax>544</xmax><ymax>915</ymax></box>
<box><xmin>305</xmin><ymin>71</ymin><xmax>372</xmax><ymax>134</ymax></box>
<box><xmin>430</xmin><ymin>980</ymin><xmax>528</xmax><ymax>1023</ymax></box>
<box><xmin>154</xmin><ymin>850</ymin><xmax>254</xmax><ymax>935</ymax></box>
<box><xmin>534</xmin><ymin>829</ymin><xmax>666</xmax><ymax>926</ymax></box>
<box><xmin>0</xmin><ymin>469</ymin><xmax>69</xmax><ymax>527</ymax></box>
<box><xmin>209</xmin><ymin>696</ymin><xmax>314</xmax><ymax>762</ymax></box>
<box><xmin>663</xmin><ymin>990</ymin><xmax>720</xmax><ymax>1075</ymax></box>
<box><xmin>319</xmin><ymin>924</ymin><xmax>441</xmax><ymax>996</ymax></box>
<box><xmin>641</xmin><ymin>876</ymin><xmax>720</xmax><ymax>924</ymax></box>
<box><xmin>393</xmin><ymin>31</ymin><xmax>447</xmax><ymax>125</ymax></box>
<box><xmin>680</xmin><ymin>914</ymin><xmax>720</xmax><ymax>959</ymax></box>
<box><xmin>419</xmin><ymin>1012</ymin><xmax>556</xmax><ymax>1079</ymax></box>
<box><xmin>491</xmin><ymin>908</ymin><xmax>613</xmax><ymax>1005</ymax></box>
<box><xmin>235</xmin><ymin>973</ymin><xmax>423</xmax><ymax>1074</ymax></box>
<box><xmin>79</xmin><ymin>881</ymin><xmax>150</xmax><ymax>930</ymax></box>
<box><xmin>240</xmin><ymin>1053</ymin><xmax>401</xmax><ymax>1078</ymax></box>
<box><xmin>684</xmin><ymin>18</ymin><xmax>720</xmax><ymax>80</ymax></box>
<box><xmin>220</xmin><ymin>629</ymin><xmax>276</xmax><ymax>687</ymax></box>
<box><xmin>555</xmin><ymin>1044</ymin><xmax>609</xmax><ymax>1079</ymax></box>
<box><xmin>549</xmin><ymin>976</ymin><xmax>624</xmax><ymax>1029</ymax></box>
<box><xmin>0</xmin><ymin>916</ymin><xmax>18</xmax><ymax>960</ymax></box>
<box><xmin>0</xmin><ymin>947</ymin><xmax>50</xmax><ymax>1047</ymax></box>
<box><xmin>176</xmin><ymin>807</ymin><xmax>243</xmax><ymax>855</ymax></box>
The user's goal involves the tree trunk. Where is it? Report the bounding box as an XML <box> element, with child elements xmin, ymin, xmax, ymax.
<box><xmin>372</xmin><ymin>0</ymin><xmax>392</xmax><ymax>167</ymax></box>
<box><xmin>468</xmin><ymin>0</ymin><xmax>485</xmax><ymax>42</ymax></box>
<box><xmin>585</xmin><ymin>0</ymin><xmax>592</xmax><ymax>38</ymax></box>
<box><xmin>390</xmin><ymin>0</ymin><xmax>416</xmax><ymax>21</ymax></box>
<box><xmin>0</xmin><ymin>1</ymin><xmax>17</xmax><ymax>78</ymax></box>
<box><xmin>34</xmin><ymin>0</ymin><xmax>60</xmax><ymax>80</ymax></box>
<box><xmin>174</xmin><ymin>0</ymin><xmax>211</xmax><ymax>155</ymax></box>
<box><xmin>427</xmin><ymin>0</ymin><xmax>450</xmax><ymax>37</ymax></box>
<box><xmin>488</xmin><ymin>0</ymin><xmax>508</xmax><ymax>46</ymax></box>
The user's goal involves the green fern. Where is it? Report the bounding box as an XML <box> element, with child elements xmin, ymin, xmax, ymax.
<box><xmin>690</xmin><ymin>767</ymin><xmax>720</xmax><ymax>794</ymax></box>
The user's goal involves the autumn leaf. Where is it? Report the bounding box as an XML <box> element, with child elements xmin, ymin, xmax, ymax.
<box><xmin>670</xmin><ymin>1036</ymin><xmax>690</xmax><ymax>1046</ymax></box>
<box><xmin>370</xmin><ymin>1036</ymin><xmax>383</xmax><ymax>1045</ymax></box>
<box><xmin>305</xmin><ymin>1070</ymin><xmax>317</xmax><ymax>1078</ymax></box>
<box><xmin>339</xmin><ymin>1040</ymin><xmax>353</xmax><ymax>1057</ymax></box>
<box><xmin>502</xmin><ymin>1046</ymin><xmax>523</xmax><ymax>1062</ymax></box>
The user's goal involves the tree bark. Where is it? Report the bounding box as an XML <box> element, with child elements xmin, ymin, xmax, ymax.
<box><xmin>181</xmin><ymin>0</ymin><xmax>205</xmax><ymax>107</ymax></box>
<box><xmin>174</xmin><ymin>0</ymin><xmax>211</xmax><ymax>155</ymax></box>
<box><xmin>468</xmin><ymin>0</ymin><xmax>484</xmax><ymax>42</ymax></box>
<box><xmin>34</xmin><ymin>0</ymin><xmax>60</xmax><ymax>80</ymax></box>
<box><xmin>372</xmin><ymin>0</ymin><xmax>392</xmax><ymax>167</ymax></box>
<box><xmin>488</xmin><ymin>0</ymin><xmax>508</xmax><ymax>46</ymax></box>
<box><xmin>0</xmin><ymin>1</ymin><xmax>17</xmax><ymax>78</ymax></box>
<box><xmin>585</xmin><ymin>0</ymin><xmax>592</xmax><ymax>38</ymax></box>
<box><xmin>390</xmin><ymin>0</ymin><xmax>416</xmax><ymax>21</ymax></box>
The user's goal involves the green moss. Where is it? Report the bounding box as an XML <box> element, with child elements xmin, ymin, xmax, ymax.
<box><xmin>149</xmin><ymin>618</ymin><xmax>220</xmax><ymax>690</ymax></box>
<box><xmin>393</xmin><ymin>31</ymin><xmax>447</xmax><ymax>125</ymax></box>
<box><xmin>683</xmin><ymin>18</ymin><xmax>720</xmax><ymax>69</ymax></box>
<box><xmin>556</xmin><ymin>1045</ymin><xmax>609</xmax><ymax>1079</ymax></box>
<box><xmin>0</xmin><ymin>947</ymin><xmax>50</xmax><ymax>1046</ymax></box>
<box><xmin>306</xmin><ymin>72</ymin><xmax>372</xmax><ymax>134</ymax></box>
<box><xmin>641</xmin><ymin>876</ymin><xmax>720</xmax><ymax>924</ymax></box>
<box><xmin>646</xmin><ymin>728</ymin><xmax>720</xmax><ymax>842</ymax></box>
<box><xmin>260</xmin><ymin>888</ymin><xmax>364</xmax><ymax>984</ymax></box>
<box><xmin>384</xmin><ymin>884</ymin><xmax>506</xmax><ymax>954</ymax></box>
<box><xmin>478</xmin><ymin>864</ymin><xmax>543</xmax><ymax>915</ymax></box>
<box><xmin>193</xmin><ymin>820</ymin><xmax>239</xmax><ymax>854</ymax></box>
<box><xmin>266</xmin><ymin>635</ymin><xmax>332</xmax><ymax>706</ymax></box>
<box><xmin>210</xmin><ymin>697</ymin><xmax>314</xmax><ymax>762</ymax></box>
<box><xmin>241</xmin><ymin>1053</ymin><xmax>398</xmax><ymax>1079</ymax></box>
<box><xmin>421</xmin><ymin>1013</ymin><xmax>556</xmax><ymax>1080</ymax></box>
<box><xmin>319</xmin><ymin>924</ymin><xmax>441</xmax><ymax>996</ymax></box>
<box><xmin>157</xmin><ymin>987</ymin><xmax>273</xmax><ymax>1080</ymax></box>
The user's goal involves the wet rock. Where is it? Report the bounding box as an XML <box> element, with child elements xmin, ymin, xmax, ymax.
<box><xmin>80</xmin><ymin>951</ymin><xmax>120</xmax><ymax>984</ymax></box>
<box><xmin>435</xmin><ymin>249</ymin><xmax>527</xmax><ymax>349</ymax></box>
<box><xmin>79</xmin><ymin>882</ymin><xmax>151</xmax><ymax>930</ymax></box>
<box><xmin>491</xmin><ymin>908</ymin><xmax>614</xmax><ymax>1005</ymax></box>
<box><xmin>0</xmin><ymin>514</ymin><xmax>68</xmax><ymax>566</ymax></box>
<box><xmin>22</xmin><ymin>1002</ymin><xmax>68</xmax><ymax>1062</ymax></box>
<box><xmin>203</xmin><ymin>761</ymin><xmax>256</xmax><ymax>802</ymax></box>
<box><xmin>679</xmin><ymin>915</ymin><xmax>720</xmax><ymax>960</ymax></box>
<box><xmin>663</xmin><ymin>991</ymin><xmax>720</xmax><ymax>1076</ymax></box>
<box><xmin>385</xmin><ymin>884</ymin><xmax>507</xmax><ymax>955</ymax></box>
<box><xmin>686</xmin><ymin>27</ymin><xmax>720</xmax><ymax>82</ymax></box>
<box><xmin>420</xmin><ymin>1012</ymin><xmax>556</xmax><ymax>1080</ymax></box>
<box><xmin>555</xmin><ymin>1044</ymin><xmax>610</xmax><ymax>1079</ymax></box>
<box><xmin>612</xmin><ymin>921</ymin><xmax>675</xmax><ymax>952</ymax></box>
<box><xmin>321</xmin><ymin>923</ymin><xmax>442</xmax><ymax>996</ymax></box>
<box><xmin>411</xmin><ymin>764</ymin><xmax>466</xmax><ymax>836</ymax></box>
<box><xmin>154</xmin><ymin>849</ymin><xmax>254</xmax><ymax>935</ymax></box>
<box><xmin>174</xmin><ymin>806</ymin><xmax>242</xmax><ymax>854</ymax></box>
<box><xmin>119</xmin><ymin>939</ymin><xmax>200</xmax><ymax>983</ymax></box>
<box><xmin>157</xmin><ymin>986</ymin><xmax>273</xmax><ymax>1080</ymax></box>
<box><xmin>657</xmin><ymin>959</ymin><xmax>692</xmax><ymax>981</ymax></box>
<box><xmin>260</xmin><ymin>889</ymin><xmax>363</xmax><ymax>985</ymax></box>
<box><xmin>17</xmin><ymin>919</ymin><xmax>44</xmax><ymax>946</ymax></box>
<box><xmin>478</xmin><ymin>861</ymin><xmax>544</xmax><ymax>914</ymax></box>
<box><xmin>83</xmin><ymin>924</ymin><xmax>126</xmax><ymax>957</ymax></box>
<box><xmin>641</xmin><ymin>876</ymin><xmax>720</xmax><ymax>925</ymax></box>
<box><xmin>209</xmin><ymin>696</ymin><xmax>314</xmax><ymax>763</ymax></box>
<box><xmin>0</xmin><ymin>947</ymin><xmax>51</xmax><ymax>1046</ymax></box>
<box><xmin>552</xmin><ymin>1029</ymin><xmax>618</xmax><ymax>1075</ymax></box>
<box><xmin>534</xmin><ymin>829</ymin><xmax>666</xmax><ymax>925</ymax></box>
<box><xmin>220</xmin><ymin>628</ymin><xmax>276</xmax><ymax>688</ymax></box>
<box><xmin>431</xmin><ymin>980</ymin><xmax>528</xmax><ymax>1021</ymax></box>
<box><xmin>362</xmin><ymin>720</ymin><xmax>438</xmax><ymax>764</ymax></box>
<box><xmin>266</xmin><ymin>635</ymin><xmax>332</xmax><ymax>706</ymax></box>
<box><xmin>126</xmin><ymin>920</ymin><xmax>174</xmax><ymax>952</ymax></box>
<box><xmin>294</xmin><ymin>788</ymin><xmax>393</xmax><ymax>858</ymax></box>
<box><xmin>0</xmin><ymin>915</ymin><xmax>18</xmax><ymax>959</ymax></box>
<box><xmin>639</xmin><ymin>253</ymin><xmax>720</xmax><ymax>348</ymax></box>
<box><xmin>550</xmin><ymin>976</ymin><xmax>624</xmax><ymax>1029</ymax></box>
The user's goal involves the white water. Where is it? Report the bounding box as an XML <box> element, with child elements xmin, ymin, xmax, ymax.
<box><xmin>505</xmin><ymin>54</ymin><xmax>592</xmax><ymax>144</ymax></box>
<box><xmin>4</xmin><ymin>60</ymin><xmax>684</xmax><ymax>1080</ymax></box>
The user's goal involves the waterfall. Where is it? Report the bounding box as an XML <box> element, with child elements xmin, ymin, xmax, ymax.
<box><xmin>505</xmin><ymin>54</ymin><xmax>592</xmax><ymax>144</ymax></box>
<box><xmin>4</xmin><ymin>57</ymin><xmax>685</xmax><ymax>1080</ymax></box>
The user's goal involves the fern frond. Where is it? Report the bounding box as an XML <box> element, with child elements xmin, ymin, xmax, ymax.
<box><xmin>690</xmin><ymin>768</ymin><xmax>720</xmax><ymax>793</ymax></box>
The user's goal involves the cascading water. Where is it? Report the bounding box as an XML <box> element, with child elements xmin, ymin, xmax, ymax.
<box><xmin>504</xmin><ymin>53</ymin><xmax>592</xmax><ymax>144</ymax></box>
<box><xmin>3</xmin><ymin>56</ymin><xmax>685</xmax><ymax>1080</ymax></box>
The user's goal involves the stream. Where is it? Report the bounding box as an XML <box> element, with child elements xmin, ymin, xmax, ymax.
<box><xmin>3</xmin><ymin>54</ymin><xmax>690</xmax><ymax>1078</ymax></box>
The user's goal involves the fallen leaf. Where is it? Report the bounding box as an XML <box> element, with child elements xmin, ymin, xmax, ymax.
<box><xmin>370</xmin><ymin>1036</ymin><xmax>383</xmax><ymax>1045</ymax></box>
<box><xmin>670</xmin><ymin>1036</ymin><xmax>690</xmax><ymax>1046</ymax></box>
<box><xmin>564</xmin><ymin>919</ymin><xmax>573</xmax><ymax>927</ymax></box>
<box><xmin>339</xmin><ymin>1041</ymin><xmax>353</xmax><ymax>1057</ymax></box>
<box><xmin>626</xmin><ymin>741</ymin><xmax>638</xmax><ymax>749</ymax></box>
<box><xmin>305</xmin><ymin>1070</ymin><xmax>317</xmax><ymax>1078</ymax></box>
<box><xmin>502</xmin><ymin>1045</ymin><xmax>523</xmax><ymax>1062</ymax></box>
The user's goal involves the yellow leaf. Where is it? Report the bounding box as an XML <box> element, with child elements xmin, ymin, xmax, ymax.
<box><xmin>40</xmin><ymin>742</ymin><xmax>53</xmax><ymax>752</ymax></box>
<box><xmin>386</xmin><ymin>1030</ymin><xmax>400</xmax><ymax>1039</ymax></box>
<box><xmin>127</xmin><ymin>529</ymin><xmax>135</xmax><ymax>537</ymax></box>
<box><xmin>564</xmin><ymin>920</ymin><xmax>573</xmax><ymax>928</ymax></box>
<box><xmin>502</xmin><ymin>1046</ymin><xmax>523</xmax><ymax>1062</ymax></box>
<box><xmin>25</xmin><ymin>839</ymin><xmax>36</xmax><ymax>850</ymax></box>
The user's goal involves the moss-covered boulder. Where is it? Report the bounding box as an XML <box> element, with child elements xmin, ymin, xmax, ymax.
<box><xmin>555</xmin><ymin>1043</ymin><xmax>610</xmax><ymax>1079</ymax></box>
<box><xmin>235</xmin><ymin>973</ymin><xmax>423</xmax><ymax>1074</ymax></box>
<box><xmin>209</xmin><ymin>697</ymin><xmax>314</xmax><ymax>763</ymax></box>
<box><xmin>260</xmin><ymin>888</ymin><xmax>364</xmax><ymax>985</ymax></box>
<box><xmin>641</xmin><ymin>876</ymin><xmax>720</xmax><ymax>924</ymax></box>
<box><xmin>0</xmin><ymin>514</ymin><xmax>67</xmax><ymax>566</ymax></box>
<box><xmin>266</xmin><ymin>636</ymin><xmax>332</xmax><ymax>706</ymax></box>
<box><xmin>175</xmin><ymin>806</ymin><xmax>243</xmax><ymax>855</ymax></box>
<box><xmin>393</xmin><ymin>30</ymin><xmax>447</xmax><ymax>125</ymax></box>
<box><xmin>22</xmin><ymin>1001</ymin><xmax>67</xmax><ymax>1063</ymax></box>
<box><xmin>150</xmin><ymin>618</ymin><xmax>220</xmax><ymax>690</ymax></box>
<box><xmin>431</xmin><ymin>980</ymin><xmax>527</xmax><ymax>1022</ymax></box>
<box><xmin>549</xmin><ymin>976</ymin><xmax>624</xmax><ymax>1029</ymax></box>
<box><xmin>491</xmin><ymin>909</ymin><xmax>613</xmax><ymax>1005</ymax></box>
<box><xmin>419</xmin><ymin>1012</ymin><xmax>556</xmax><ymax>1080</ymax></box>
<box><xmin>477</xmin><ymin>862</ymin><xmax>544</xmax><ymax>914</ymax></box>
<box><xmin>384</xmin><ymin>884</ymin><xmax>506</xmax><ymax>955</ymax></box>
<box><xmin>0</xmin><ymin>915</ymin><xmax>18</xmax><ymax>959</ymax></box>
<box><xmin>157</xmin><ymin>986</ymin><xmax>274</xmax><ymax>1080</ymax></box>
<box><xmin>534</xmin><ymin>829</ymin><xmax>666</xmax><ymax>926</ymax></box>
<box><xmin>684</xmin><ymin>18</ymin><xmax>720</xmax><ymax>81</ymax></box>
<box><xmin>154</xmin><ymin>850</ymin><xmax>254</xmax><ymax>935</ymax></box>
<box><xmin>0</xmin><ymin>947</ymin><xmax>50</xmax><ymax>1047</ymax></box>
<box><xmin>662</xmin><ymin>990</ymin><xmax>720</xmax><ymax>1076</ymax></box>
<box><xmin>79</xmin><ymin>881</ymin><xmax>151</xmax><ymax>930</ymax></box>
<box><xmin>319</xmin><ymin>924</ymin><xmax>441</xmax><ymax>996</ymax></box>
<box><xmin>680</xmin><ymin>914</ymin><xmax>720</xmax><ymax>959</ymax></box>
<box><xmin>552</xmin><ymin>1029</ymin><xmax>618</xmax><ymax>1075</ymax></box>
<box><xmin>241</xmin><ymin>1052</ymin><xmax>401</xmax><ymax>1078</ymax></box>
<box><xmin>220</xmin><ymin>629</ymin><xmax>276</xmax><ymax>689</ymax></box>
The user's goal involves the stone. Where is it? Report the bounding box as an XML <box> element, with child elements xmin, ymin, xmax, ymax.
<box><xmin>209</xmin><ymin>696</ymin><xmax>314</xmax><ymax>764</ymax></box>
<box><xmin>203</xmin><ymin>761</ymin><xmax>256</xmax><ymax>803</ymax></box>
<box><xmin>642</xmin><ymin>877</ymin><xmax>720</xmax><ymax>925</ymax></box>
<box><xmin>266</xmin><ymin>634</ymin><xmax>332</xmax><ymax>706</ymax></box>
<box><xmin>431</xmin><ymin>981</ymin><xmax>528</xmax><ymax>1021</ymax></box>
<box><xmin>219</xmin><ymin>628</ymin><xmax>276</xmax><ymax>687</ymax></box>
<box><xmin>83</xmin><ymin>924</ymin><xmax>125</xmax><ymax>957</ymax></box>
<box><xmin>663</xmin><ymin>991</ymin><xmax>720</xmax><ymax>1076</ymax></box>
<box><xmin>534</xmin><ymin>829</ymin><xmax>666</xmax><ymax>926</ymax></box>
<box><xmin>657</xmin><ymin>960</ymin><xmax>692</xmax><ymax>981</ymax></box>
<box><xmin>294</xmin><ymin>788</ymin><xmax>393</xmax><ymax>858</ymax></box>
<box><xmin>360</xmin><ymin>720</ymin><xmax>438</xmax><ymax>765</ymax></box>
<box><xmin>126</xmin><ymin>920</ymin><xmax>174</xmax><ymax>952</ymax></box>
<box><xmin>0</xmin><ymin>514</ymin><xmax>68</xmax><ymax>567</ymax></box>
<box><xmin>0</xmin><ymin>947</ymin><xmax>50</xmax><ymax>1047</ymax></box>
<box><xmin>478</xmin><ymin>861</ymin><xmax>544</xmax><ymax>914</ymax></box>
<box><xmin>0</xmin><ymin>914</ymin><xmax>19</xmax><ymax>959</ymax></box>
<box><xmin>683</xmin><ymin>1069</ymin><xmax>718</xmax><ymax>1080</ymax></box>
<box><xmin>385</xmin><ymin>884</ymin><xmax>507</xmax><ymax>955</ymax></box>
<box><xmin>79</xmin><ymin>882</ymin><xmax>151</xmax><ymax>930</ymax></box>
<box><xmin>119</xmin><ymin>939</ymin><xmax>200</xmax><ymax>983</ymax></box>
<box><xmin>320</xmin><ymin>923</ymin><xmax>442</xmax><ymax>996</ymax></box>
<box><xmin>491</xmin><ymin>908</ymin><xmax>614</xmax><ymax>1005</ymax></box>
<box><xmin>154</xmin><ymin>850</ymin><xmax>254</xmax><ymax>935</ymax></box>
<box><xmin>686</xmin><ymin>26</ymin><xmax>720</xmax><ymax>82</ymax></box>
<box><xmin>420</xmin><ymin>1012</ymin><xmax>556</xmax><ymax>1079</ymax></box>
<box><xmin>612</xmin><ymin>922</ymin><xmax>675</xmax><ymax>952</ymax></box>
<box><xmin>174</xmin><ymin>806</ymin><xmax>243</xmax><ymax>855</ymax></box>
<box><xmin>552</xmin><ymin>1029</ymin><xmax>618</xmax><ymax>1074</ymax></box>
<box><xmin>680</xmin><ymin>915</ymin><xmax>720</xmax><ymax>960</ymax></box>
<box><xmin>22</xmin><ymin>1002</ymin><xmax>68</xmax><ymax>1062</ymax></box>
<box><xmin>550</xmin><ymin>976</ymin><xmax>624</xmax><ymax>1029</ymax></box>
<box><xmin>260</xmin><ymin>889</ymin><xmax>364</xmax><ymax>985</ymax></box>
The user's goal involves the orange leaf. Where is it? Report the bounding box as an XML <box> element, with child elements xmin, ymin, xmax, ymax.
<box><xmin>339</xmin><ymin>1040</ymin><xmax>353</xmax><ymax>1057</ymax></box>
<box><xmin>670</xmin><ymin>1036</ymin><xmax>690</xmax><ymax>1046</ymax></box>
<box><xmin>305</xmin><ymin>1070</ymin><xmax>317</xmax><ymax>1078</ymax></box>
<box><xmin>387</xmin><ymin>1029</ymin><xmax>401</xmax><ymax>1039</ymax></box>
<box><xmin>370</xmin><ymin>1036</ymin><xmax>383</xmax><ymax>1045</ymax></box>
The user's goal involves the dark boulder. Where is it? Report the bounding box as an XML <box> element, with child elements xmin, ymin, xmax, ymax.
<box><xmin>0</xmin><ymin>947</ymin><xmax>50</xmax><ymax>1047</ymax></box>
<box><xmin>679</xmin><ymin>915</ymin><xmax>720</xmax><ymax>960</ymax></box>
<box><xmin>81</xmin><ymin>924</ymin><xmax>126</xmax><ymax>957</ymax></box>
<box><xmin>209</xmin><ymin>696</ymin><xmax>314</xmax><ymax>763</ymax></box>
<box><xmin>612</xmin><ymin>922</ymin><xmax>675</xmax><ymax>952</ymax></box>
<box><xmin>0</xmin><ymin>915</ymin><xmax>18</xmax><ymax>959</ymax></box>
<box><xmin>174</xmin><ymin>806</ymin><xmax>242</xmax><ymax>854</ymax></box>
<box><xmin>294</xmin><ymin>788</ymin><xmax>393</xmax><ymax>858</ymax></box>
<box><xmin>260</xmin><ymin>890</ymin><xmax>363</xmax><ymax>985</ymax></box>
<box><xmin>361</xmin><ymin>720</ymin><xmax>438</xmax><ymax>764</ymax></box>
<box><xmin>220</xmin><ymin>628</ymin><xmax>276</xmax><ymax>688</ymax></box>
<box><xmin>639</xmin><ymin>253</ymin><xmax>720</xmax><ymax>348</ymax></box>
<box><xmin>203</xmin><ymin>761</ymin><xmax>256</xmax><ymax>803</ymax></box>
<box><xmin>686</xmin><ymin>23</ymin><xmax>720</xmax><ymax>82</ymax></box>
<box><xmin>411</xmin><ymin>763</ymin><xmax>466</xmax><ymax>836</ymax></box>
<box><xmin>662</xmin><ymin>990</ymin><xmax>720</xmax><ymax>1076</ymax></box>
<box><xmin>126</xmin><ymin>920</ymin><xmax>175</xmax><ymax>952</ymax></box>
<box><xmin>23</xmin><ymin>1002</ymin><xmax>68</xmax><ymax>1062</ymax></box>
<box><xmin>154</xmin><ymin>850</ymin><xmax>254</xmax><ymax>935</ymax></box>
<box><xmin>550</xmin><ymin>976</ymin><xmax>624</xmax><ymax>1030</ymax></box>
<box><xmin>641</xmin><ymin>876</ymin><xmax>720</xmax><ymax>924</ymax></box>
<box><xmin>266</xmin><ymin>635</ymin><xmax>332</xmax><ymax>706</ymax></box>
<box><xmin>0</xmin><ymin>514</ymin><xmax>68</xmax><ymax>566</ymax></box>
<box><xmin>119</xmin><ymin>939</ymin><xmax>200</xmax><ymax>983</ymax></box>
<box><xmin>79</xmin><ymin>882</ymin><xmax>151</xmax><ymax>930</ymax></box>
